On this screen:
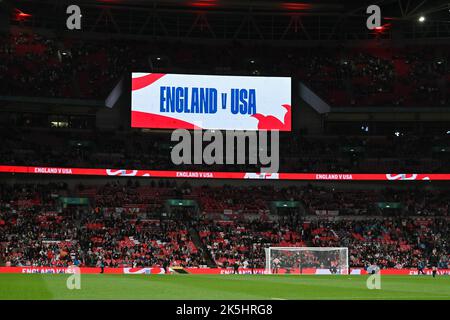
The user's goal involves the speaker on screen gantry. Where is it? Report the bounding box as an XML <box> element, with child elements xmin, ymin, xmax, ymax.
<box><xmin>0</xmin><ymin>0</ymin><xmax>12</xmax><ymax>32</ymax></box>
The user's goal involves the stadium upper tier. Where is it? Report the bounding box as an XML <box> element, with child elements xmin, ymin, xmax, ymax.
<box><xmin>0</xmin><ymin>128</ymin><xmax>448</xmax><ymax>172</ymax></box>
<box><xmin>0</xmin><ymin>182</ymin><xmax>448</xmax><ymax>269</ymax></box>
<box><xmin>1</xmin><ymin>32</ymin><xmax>449</xmax><ymax>107</ymax></box>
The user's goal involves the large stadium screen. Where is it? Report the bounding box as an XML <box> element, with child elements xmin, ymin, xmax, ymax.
<box><xmin>131</xmin><ymin>73</ymin><xmax>291</xmax><ymax>130</ymax></box>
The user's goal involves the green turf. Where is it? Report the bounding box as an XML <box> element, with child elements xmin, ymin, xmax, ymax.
<box><xmin>0</xmin><ymin>274</ymin><xmax>449</xmax><ymax>300</ymax></box>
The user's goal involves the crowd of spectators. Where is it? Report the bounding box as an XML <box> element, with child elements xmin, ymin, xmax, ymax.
<box><xmin>191</xmin><ymin>184</ymin><xmax>450</xmax><ymax>217</ymax></box>
<box><xmin>195</xmin><ymin>217</ymin><xmax>449</xmax><ymax>269</ymax></box>
<box><xmin>0</xmin><ymin>182</ymin><xmax>448</xmax><ymax>270</ymax></box>
<box><xmin>308</xmin><ymin>218</ymin><xmax>448</xmax><ymax>269</ymax></box>
<box><xmin>195</xmin><ymin>219</ymin><xmax>305</xmax><ymax>268</ymax></box>
<box><xmin>0</xmin><ymin>182</ymin><xmax>206</xmax><ymax>268</ymax></box>
<box><xmin>1</xmin><ymin>31</ymin><xmax>450</xmax><ymax>107</ymax></box>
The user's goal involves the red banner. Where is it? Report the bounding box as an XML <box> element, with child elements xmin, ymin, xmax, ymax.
<box><xmin>0</xmin><ymin>165</ymin><xmax>449</xmax><ymax>181</ymax></box>
<box><xmin>0</xmin><ymin>267</ymin><xmax>122</xmax><ymax>274</ymax></box>
<box><xmin>0</xmin><ymin>266</ymin><xmax>448</xmax><ymax>275</ymax></box>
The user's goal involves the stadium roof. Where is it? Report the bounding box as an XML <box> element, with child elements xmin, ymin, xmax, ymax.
<box><xmin>5</xmin><ymin>0</ymin><xmax>450</xmax><ymax>41</ymax></box>
<box><xmin>8</xmin><ymin>0</ymin><xmax>448</xmax><ymax>15</ymax></box>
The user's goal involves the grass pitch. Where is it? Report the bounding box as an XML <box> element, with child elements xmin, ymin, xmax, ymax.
<box><xmin>0</xmin><ymin>274</ymin><xmax>449</xmax><ymax>300</ymax></box>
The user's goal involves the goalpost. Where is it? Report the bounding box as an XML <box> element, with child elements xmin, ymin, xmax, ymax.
<box><xmin>264</xmin><ymin>247</ymin><xmax>349</xmax><ymax>275</ymax></box>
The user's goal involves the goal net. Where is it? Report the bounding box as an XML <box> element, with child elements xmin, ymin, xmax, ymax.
<box><xmin>264</xmin><ymin>247</ymin><xmax>349</xmax><ymax>275</ymax></box>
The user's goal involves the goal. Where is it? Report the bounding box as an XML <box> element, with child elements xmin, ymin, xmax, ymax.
<box><xmin>264</xmin><ymin>247</ymin><xmax>349</xmax><ymax>275</ymax></box>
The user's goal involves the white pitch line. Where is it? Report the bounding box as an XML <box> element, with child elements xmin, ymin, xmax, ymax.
<box><xmin>271</xmin><ymin>297</ymin><xmax>287</xmax><ymax>300</ymax></box>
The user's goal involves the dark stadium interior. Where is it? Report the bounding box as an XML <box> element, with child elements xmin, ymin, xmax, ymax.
<box><xmin>0</xmin><ymin>0</ymin><xmax>448</xmax><ymax>277</ymax></box>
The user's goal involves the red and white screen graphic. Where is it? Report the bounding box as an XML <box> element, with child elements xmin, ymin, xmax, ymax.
<box><xmin>131</xmin><ymin>73</ymin><xmax>292</xmax><ymax>130</ymax></box>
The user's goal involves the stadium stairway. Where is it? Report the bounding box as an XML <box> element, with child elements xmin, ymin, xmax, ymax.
<box><xmin>188</xmin><ymin>226</ymin><xmax>217</xmax><ymax>268</ymax></box>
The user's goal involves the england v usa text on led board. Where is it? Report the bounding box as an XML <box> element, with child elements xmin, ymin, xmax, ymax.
<box><xmin>131</xmin><ymin>73</ymin><xmax>291</xmax><ymax>130</ymax></box>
